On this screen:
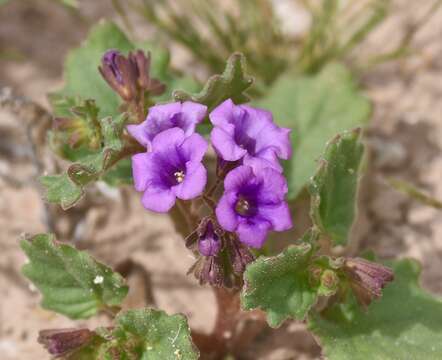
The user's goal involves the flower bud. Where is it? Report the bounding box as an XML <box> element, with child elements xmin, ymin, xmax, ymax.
<box><xmin>198</xmin><ymin>220</ymin><xmax>222</xmax><ymax>257</ymax></box>
<box><xmin>227</xmin><ymin>235</ymin><xmax>254</xmax><ymax>275</ymax></box>
<box><xmin>99</xmin><ymin>49</ymin><xmax>165</xmax><ymax>103</ymax></box>
<box><xmin>344</xmin><ymin>257</ymin><xmax>394</xmax><ymax>307</ymax></box>
<box><xmin>319</xmin><ymin>269</ymin><xmax>340</xmax><ymax>296</ymax></box>
<box><xmin>38</xmin><ymin>328</ymin><xmax>94</xmax><ymax>357</ymax></box>
<box><xmin>99</xmin><ymin>49</ymin><xmax>137</xmax><ymax>101</ymax></box>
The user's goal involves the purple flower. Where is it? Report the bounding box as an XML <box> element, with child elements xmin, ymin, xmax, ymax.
<box><xmin>216</xmin><ymin>165</ymin><xmax>292</xmax><ymax>248</ymax></box>
<box><xmin>132</xmin><ymin>127</ymin><xmax>208</xmax><ymax>212</ymax></box>
<box><xmin>127</xmin><ymin>101</ymin><xmax>207</xmax><ymax>150</ymax></box>
<box><xmin>210</xmin><ymin>99</ymin><xmax>291</xmax><ymax>172</ymax></box>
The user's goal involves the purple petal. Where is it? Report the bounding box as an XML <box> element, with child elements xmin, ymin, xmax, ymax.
<box><xmin>151</xmin><ymin>127</ymin><xmax>185</xmax><ymax>152</ymax></box>
<box><xmin>223</xmin><ymin>165</ymin><xmax>254</xmax><ymax>192</ymax></box>
<box><xmin>149</xmin><ymin>102</ymin><xmax>182</xmax><ymax>122</ymax></box>
<box><xmin>243</xmin><ymin>152</ymin><xmax>283</xmax><ymax>172</ymax></box>
<box><xmin>254</xmin><ymin>125</ymin><xmax>292</xmax><ymax>160</ymax></box>
<box><xmin>141</xmin><ymin>187</ymin><xmax>176</xmax><ymax>212</ymax></box>
<box><xmin>181</xmin><ymin>101</ymin><xmax>208</xmax><ymax>134</ymax></box>
<box><xmin>209</xmin><ymin>99</ymin><xmax>236</xmax><ymax>128</ymax></box>
<box><xmin>255</xmin><ymin>167</ymin><xmax>288</xmax><ymax>203</ymax></box>
<box><xmin>216</xmin><ymin>191</ymin><xmax>239</xmax><ymax>231</ymax></box>
<box><xmin>180</xmin><ymin>133</ymin><xmax>209</xmax><ymax>164</ymax></box>
<box><xmin>259</xmin><ymin>202</ymin><xmax>292</xmax><ymax>231</ymax></box>
<box><xmin>236</xmin><ymin>218</ymin><xmax>271</xmax><ymax>248</ymax></box>
<box><xmin>127</xmin><ymin>123</ymin><xmax>150</xmax><ymax>148</ymax></box>
<box><xmin>211</xmin><ymin>127</ymin><xmax>247</xmax><ymax>161</ymax></box>
<box><xmin>173</xmin><ymin>163</ymin><xmax>207</xmax><ymax>200</ymax></box>
<box><xmin>132</xmin><ymin>152</ymin><xmax>154</xmax><ymax>192</ymax></box>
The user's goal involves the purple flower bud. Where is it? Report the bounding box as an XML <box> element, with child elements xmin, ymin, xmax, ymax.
<box><xmin>129</xmin><ymin>50</ymin><xmax>166</xmax><ymax>95</ymax></box>
<box><xmin>227</xmin><ymin>235</ymin><xmax>255</xmax><ymax>275</ymax></box>
<box><xmin>344</xmin><ymin>257</ymin><xmax>394</xmax><ymax>307</ymax></box>
<box><xmin>216</xmin><ymin>165</ymin><xmax>292</xmax><ymax>248</ymax></box>
<box><xmin>103</xmin><ymin>50</ymin><xmax>124</xmax><ymax>84</ymax></box>
<box><xmin>99</xmin><ymin>49</ymin><xmax>165</xmax><ymax>102</ymax></box>
<box><xmin>198</xmin><ymin>220</ymin><xmax>222</xmax><ymax>257</ymax></box>
<box><xmin>38</xmin><ymin>328</ymin><xmax>94</xmax><ymax>357</ymax></box>
<box><xmin>127</xmin><ymin>101</ymin><xmax>207</xmax><ymax>151</ymax></box>
<box><xmin>131</xmin><ymin>127</ymin><xmax>208</xmax><ymax>213</ymax></box>
<box><xmin>209</xmin><ymin>99</ymin><xmax>291</xmax><ymax>172</ymax></box>
<box><xmin>99</xmin><ymin>49</ymin><xmax>137</xmax><ymax>101</ymax></box>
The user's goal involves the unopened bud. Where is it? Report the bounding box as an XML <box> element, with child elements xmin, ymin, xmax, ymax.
<box><xmin>38</xmin><ymin>328</ymin><xmax>94</xmax><ymax>357</ymax></box>
<box><xmin>198</xmin><ymin>219</ymin><xmax>222</xmax><ymax>257</ymax></box>
<box><xmin>227</xmin><ymin>236</ymin><xmax>254</xmax><ymax>275</ymax></box>
<box><xmin>344</xmin><ymin>257</ymin><xmax>394</xmax><ymax>307</ymax></box>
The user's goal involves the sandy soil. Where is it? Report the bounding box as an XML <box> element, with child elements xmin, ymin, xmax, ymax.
<box><xmin>0</xmin><ymin>1</ymin><xmax>441</xmax><ymax>359</ymax></box>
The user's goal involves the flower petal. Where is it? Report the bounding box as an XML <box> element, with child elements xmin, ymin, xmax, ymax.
<box><xmin>209</xmin><ymin>99</ymin><xmax>236</xmax><ymax>128</ymax></box>
<box><xmin>216</xmin><ymin>191</ymin><xmax>239</xmax><ymax>231</ymax></box>
<box><xmin>151</xmin><ymin>127</ymin><xmax>185</xmax><ymax>152</ymax></box>
<box><xmin>141</xmin><ymin>187</ymin><xmax>176</xmax><ymax>213</ymax></box>
<box><xmin>255</xmin><ymin>167</ymin><xmax>288</xmax><ymax>203</ymax></box>
<box><xmin>174</xmin><ymin>163</ymin><xmax>207</xmax><ymax>200</ymax></box>
<box><xmin>127</xmin><ymin>123</ymin><xmax>150</xmax><ymax>148</ymax></box>
<box><xmin>243</xmin><ymin>152</ymin><xmax>283</xmax><ymax>172</ymax></box>
<box><xmin>181</xmin><ymin>101</ymin><xmax>208</xmax><ymax>134</ymax></box>
<box><xmin>223</xmin><ymin>165</ymin><xmax>254</xmax><ymax>192</ymax></box>
<box><xmin>181</xmin><ymin>133</ymin><xmax>209</xmax><ymax>164</ymax></box>
<box><xmin>259</xmin><ymin>202</ymin><xmax>292</xmax><ymax>231</ymax></box>
<box><xmin>131</xmin><ymin>152</ymin><xmax>154</xmax><ymax>192</ymax></box>
<box><xmin>211</xmin><ymin>127</ymin><xmax>247</xmax><ymax>161</ymax></box>
<box><xmin>236</xmin><ymin>218</ymin><xmax>271</xmax><ymax>248</ymax></box>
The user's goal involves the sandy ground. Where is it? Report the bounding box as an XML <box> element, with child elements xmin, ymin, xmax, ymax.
<box><xmin>0</xmin><ymin>1</ymin><xmax>441</xmax><ymax>359</ymax></box>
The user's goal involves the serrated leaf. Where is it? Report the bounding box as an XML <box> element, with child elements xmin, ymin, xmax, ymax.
<box><xmin>308</xmin><ymin>128</ymin><xmax>365</xmax><ymax>246</ymax></box>
<box><xmin>173</xmin><ymin>52</ymin><xmax>253</xmax><ymax>110</ymax></box>
<box><xmin>21</xmin><ymin>234</ymin><xmax>128</xmax><ymax>319</ymax></box>
<box><xmin>51</xmin><ymin>21</ymin><xmax>198</xmax><ymax>118</ymax></box>
<box><xmin>256</xmin><ymin>63</ymin><xmax>371</xmax><ymax>199</ymax></box>
<box><xmin>241</xmin><ymin>230</ymin><xmax>319</xmax><ymax>328</ymax></box>
<box><xmin>309</xmin><ymin>259</ymin><xmax>442</xmax><ymax>360</ymax></box>
<box><xmin>115</xmin><ymin>308</ymin><xmax>199</xmax><ymax>359</ymax></box>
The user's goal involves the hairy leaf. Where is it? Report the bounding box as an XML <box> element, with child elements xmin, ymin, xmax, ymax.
<box><xmin>114</xmin><ymin>308</ymin><xmax>199</xmax><ymax>359</ymax></box>
<box><xmin>21</xmin><ymin>234</ymin><xmax>128</xmax><ymax>319</ymax></box>
<box><xmin>173</xmin><ymin>52</ymin><xmax>253</xmax><ymax>110</ymax></box>
<box><xmin>309</xmin><ymin>259</ymin><xmax>442</xmax><ymax>360</ymax></box>
<box><xmin>309</xmin><ymin>128</ymin><xmax>365</xmax><ymax>246</ymax></box>
<box><xmin>241</xmin><ymin>230</ymin><xmax>319</xmax><ymax>328</ymax></box>
<box><xmin>256</xmin><ymin>63</ymin><xmax>371</xmax><ymax>198</ymax></box>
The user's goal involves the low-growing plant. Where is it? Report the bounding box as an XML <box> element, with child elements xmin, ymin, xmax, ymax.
<box><xmin>17</xmin><ymin>6</ymin><xmax>442</xmax><ymax>360</ymax></box>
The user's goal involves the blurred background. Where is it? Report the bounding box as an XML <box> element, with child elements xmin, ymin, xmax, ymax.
<box><xmin>0</xmin><ymin>0</ymin><xmax>441</xmax><ymax>359</ymax></box>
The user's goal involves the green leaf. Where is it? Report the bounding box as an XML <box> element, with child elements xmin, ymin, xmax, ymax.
<box><xmin>40</xmin><ymin>174</ymin><xmax>84</xmax><ymax>210</ymax></box>
<box><xmin>256</xmin><ymin>63</ymin><xmax>371</xmax><ymax>199</ymax></box>
<box><xmin>114</xmin><ymin>308</ymin><xmax>199</xmax><ymax>359</ymax></box>
<box><xmin>241</xmin><ymin>230</ymin><xmax>319</xmax><ymax>328</ymax></box>
<box><xmin>173</xmin><ymin>52</ymin><xmax>254</xmax><ymax>110</ymax></box>
<box><xmin>309</xmin><ymin>259</ymin><xmax>442</xmax><ymax>360</ymax></box>
<box><xmin>21</xmin><ymin>234</ymin><xmax>128</xmax><ymax>319</ymax></box>
<box><xmin>309</xmin><ymin>128</ymin><xmax>365</xmax><ymax>246</ymax></box>
<box><xmin>51</xmin><ymin>21</ymin><xmax>198</xmax><ymax>118</ymax></box>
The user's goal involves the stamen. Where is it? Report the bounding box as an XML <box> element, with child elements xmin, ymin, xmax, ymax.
<box><xmin>235</xmin><ymin>198</ymin><xmax>250</xmax><ymax>216</ymax></box>
<box><xmin>174</xmin><ymin>171</ymin><xmax>185</xmax><ymax>183</ymax></box>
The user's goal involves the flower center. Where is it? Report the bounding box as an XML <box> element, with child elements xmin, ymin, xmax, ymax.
<box><xmin>174</xmin><ymin>170</ymin><xmax>185</xmax><ymax>183</ymax></box>
<box><xmin>235</xmin><ymin>198</ymin><xmax>251</xmax><ymax>216</ymax></box>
